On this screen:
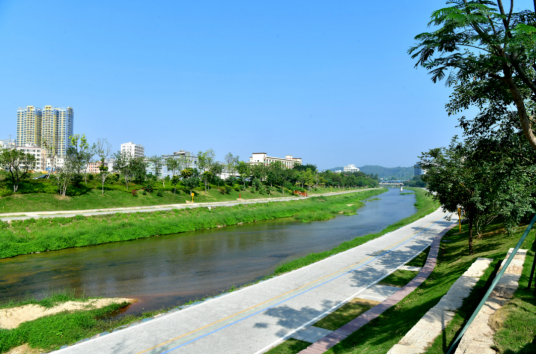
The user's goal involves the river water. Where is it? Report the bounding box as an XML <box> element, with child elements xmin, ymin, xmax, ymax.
<box><xmin>0</xmin><ymin>189</ymin><xmax>416</xmax><ymax>314</ymax></box>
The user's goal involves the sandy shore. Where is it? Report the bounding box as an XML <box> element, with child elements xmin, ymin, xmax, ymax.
<box><xmin>0</xmin><ymin>298</ymin><xmax>134</xmax><ymax>329</ymax></box>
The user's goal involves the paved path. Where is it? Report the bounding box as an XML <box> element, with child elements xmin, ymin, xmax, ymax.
<box><xmin>300</xmin><ymin>222</ymin><xmax>456</xmax><ymax>354</ymax></box>
<box><xmin>0</xmin><ymin>189</ymin><xmax>377</xmax><ymax>222</ymax></box>
<box><xmin>54</xmin><ymin>208</ymin><xmax>456</xmax><ymax>354</ymax></box>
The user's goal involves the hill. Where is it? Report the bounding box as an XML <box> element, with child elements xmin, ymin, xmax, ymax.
<box><xmin>328</xmin><ymin>165</ymin><xmax>414</xmax><ymax>180</ymax></box>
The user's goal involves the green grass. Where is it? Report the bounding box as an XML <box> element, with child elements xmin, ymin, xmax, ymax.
<box><xmin>407</xmin><ymin>246</ymin><xmax>430</xmax><ymax>267</ymax></box>
<box><xmin>0</xmin><ymin>301</ymin><xmax>158</xmax><ymax>353</ymax></box>
<box><xmin>273</xmin><ymin>187</ymin><xmax>439</xmax><ymax>275</ymax></box>
<box><xmin>265</xmin><ymin>339</ymin><xmax>311</xmax><ymax>354</ymax></box>
<box><xmin>319</xmin><ymin>221</ymin><xmax>536</xmax><ymax>354</ymax></box>
<box><xmin>489</xmin><ymin>240</ymin><xmax>536</xmax><ymax>354</ymax></box>
<box><xmin>377</xmin><ymin>269</ymin><xmax>419</xmax><ymax>287</ymax></box>
<box><xmin>314</xmin><ymin>299</ymin><xmax>379</xmax><ymax>331</ymax></box>
<box><xmin>0</xmin><ymin>176</ymin><xmax>371</xmax><ymax>214</ymax></box>
<box><xmin>0</xmin><ymin>189</ymin><xmax>386</xmax><ymax>259</ymax></box>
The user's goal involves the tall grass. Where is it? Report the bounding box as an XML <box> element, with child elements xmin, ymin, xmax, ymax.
<box><xmin>0</xmin><ymin>189</ymin><xmax>386</xmax><ymax>259</ymax></box>
<box><xmin>273</xmin><ymin>188</ymin><xmax>439</xmax><ymax>275</ymax></box>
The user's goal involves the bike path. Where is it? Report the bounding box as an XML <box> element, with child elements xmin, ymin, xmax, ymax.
<box><xmin>55</xmin><ymin>208</ymin><xmax>455</xmax><ymax>354</ymax></box>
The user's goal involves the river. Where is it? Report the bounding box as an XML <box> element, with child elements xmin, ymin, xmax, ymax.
<box><xmin>0</xmin><ymin>189</ymin><xmax>416</xmax><ymax>315</ymax></box>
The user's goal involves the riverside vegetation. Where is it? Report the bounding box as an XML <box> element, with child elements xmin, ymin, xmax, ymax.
<box><xmin>0</xmin><ymin>189</ymin><xmax>386</xmax><ymax>259</ymax></box>
<box><xmin>0</xmin><ymin>187</ymin><xmax>435</xmax><ymax>353</ymax></box>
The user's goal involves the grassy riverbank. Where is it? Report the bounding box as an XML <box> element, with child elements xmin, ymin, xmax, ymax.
<box><xmin>0</xmin><ymin>189</ymin><xmax>386</xmax><ymax>259</ymax></box>
<box><xmin>319</xmin><ymin>221</ymin><xmax>535</xmax><ymax>354</ymax></box>
<box><xmin>273</xmin><ymin>187</ymin><xmax>438</xmax><ymax>275</ymax></box>
<box><xmin>0</xmin><ymin>179</ymin><xmax>366</xmax><ymax>214</ymax></box>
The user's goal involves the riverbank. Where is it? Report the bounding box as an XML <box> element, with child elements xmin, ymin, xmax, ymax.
<box><xmin>318</xmin><ymin>221</ymin><xmax>535</xmax><ymax>354</ymax></box>
<box><xmin>0</xmin><ymin>183</ymin><xmax>367</xmax><ymax>214</ymax></box>
<box><xmin>0</xmin><ymin>189</ymin><xmax>386</xmax><ymax>259</ymax></box>
<box><xmin>273</xmin><ymin>187</ymin><xmax>437</xmax><ymax>274</ymax></box>
<box><xmin>0</xmin><ymin>194</ymin><xmax>447</xmax><ymax>354</ymax></box>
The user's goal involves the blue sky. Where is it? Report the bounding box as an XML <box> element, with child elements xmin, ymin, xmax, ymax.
<box><xmin>0</xmin><ymin>1</ymin><xmax>530</xmax><ymax>169</ymax></box>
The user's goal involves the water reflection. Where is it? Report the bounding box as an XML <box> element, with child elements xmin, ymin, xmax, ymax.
<box><xmin>0</xmin><ymin>189</ymin><xmax>415</xmax><ymax>314</ymax></box>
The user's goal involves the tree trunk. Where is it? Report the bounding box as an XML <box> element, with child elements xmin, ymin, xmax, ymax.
<box><xmin>503</xmin><ymin>65</ymin><xmax>536</xmax><ymax>149</ymax></box>
<box><xmin>468</xmin><ymin>212</ymin><xmax>474</xmax><ymax>255</ymax></box>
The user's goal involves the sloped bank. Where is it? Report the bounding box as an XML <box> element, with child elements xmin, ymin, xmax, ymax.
<box><xmin>0</xmin><ymin>189</ymin><xmax>386</xmax><ymax>259</ymax></box>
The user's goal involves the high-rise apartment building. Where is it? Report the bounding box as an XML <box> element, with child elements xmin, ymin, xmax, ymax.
<box><xmin>17</xmin><ymin>105</ymin><xmax>74</xmax><ymax>157</ymax></box>
<box><xmin>121</xmin><ymin>142</ymin><xmax>145</xmax><ymax>158</ymax></box>
<box><xmin>17</xmin><ymin>106</ymin><xmax>42</xmax><ymax>147</ymax></box>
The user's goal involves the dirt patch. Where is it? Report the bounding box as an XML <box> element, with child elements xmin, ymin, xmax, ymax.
<box><xmin>0</xmin><ymin>298</ymin><xmax>134</xmax><ymax>329</ymax></box>
<box><xmin>5</xmin><ymin>344</ymin><xmax>43</xmax><ymax>354</ymax></box>
<box><xmin>53</xmin><ymin>195</ymin><xmax>71</xmax><ymax>201</ymax></box>
<box><xmin>347</xmin><ymin>204</ymin><xmax>354</xmax><ymax>206</ymax></box>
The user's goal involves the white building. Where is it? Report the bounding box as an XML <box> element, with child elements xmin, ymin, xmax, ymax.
<box><xmin>45</xmin><ymin>156</ymin><xmax>65</xmax><ymax>171</ymax></box>
<box><xmin>121</xmin><ymin>142</ymin><xmax>144</xmax><ymax>158</ymax></box>
<box><xmin>16</xmin><ymin>144</ymin><xmax>45</xmax><ymax>171</ymax></box>
<box><xmin>160</xmin><ymin>150</ymin><xmax>198</xmax><ymax>179</ymax></box>
<box><xmin>343</xmin><ymin>164</ymin><xmax>360</xmax><ymax>173</ymax></box>
<box><xmin>0</xmin><ymin>139</ymin><xmax>16</xmax><ymax>149</ymax></box>
<box><xmin>249</xmin><ymin>153</ymin><xmax>302</xmax><ymax>169</ymax></box>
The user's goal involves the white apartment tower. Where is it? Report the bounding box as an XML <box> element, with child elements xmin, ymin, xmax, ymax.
<box><xmin>121</xmin><ymin>142</ymin><xmax>145</xmax><ymax>158</ymax></box>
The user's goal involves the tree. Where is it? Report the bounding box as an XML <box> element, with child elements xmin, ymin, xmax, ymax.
<box><xmin>181</xmin><ymin>168</ymin><xmax>198</xmax><ymax>195</ymax></box>
<box><xmin>237</xmin><ymin>161</ymin><xmax>250</xmax><ymax>188</ymax></box>
<box><xmin>420</xmin><ymin>136</ymin><xmax>534</xmax><ymax>254</ymax></box>
<box><xmin>54</xmin><ymin>154</ymin><xmax>77</xmax><ymax>196</ymax></box>
<box><xmin>409</xmin><ymin>0</ymin><xmax>536</xmax><ymax>148</ymax></box>
<box><xmin>114</xmin><ymin>151</ymin><xmax>134</xmax><ymax>191</ymax></box>
<box><xmin>224</xmin><ymin>152</ymin><xmax>239</xmax><ymax>179</ymax></box>
<box><xmin>197</xmin><ymin>149</ymin><xmax>215</xmax><ymax>195</ymax></box>
<box><xmin>165</xmin><ymin>157</ymin><xmax>181</xmax><ymax>194</ymax></box>
<box><xmin>94</xmin><ymin>138</ymin><xmax>111</xmax><ymax>195</ymax></box>
<box><xmin>68</xmin><ymin>134</ymin><xmax>95</xmax><ymax>182</ymax></box>
<box><xmin>0</xmin><ymin>148</ymin><xmax>36</xmax><ymax>192</ymax></box>
<box><xmin>148</xmin><ymin>156</ymin><xmax>164</xmax><ymax>187</ymax></box>
<box><xmin>131</xmin><ymin>156</ymin><xmax>148</xmax><ymax>184</ymax></box>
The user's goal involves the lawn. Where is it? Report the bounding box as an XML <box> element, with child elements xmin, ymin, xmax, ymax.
<box><xmin>0</xmin><ymin>177</ymin><xmax>370</xmax><ymax>214</ymax></box>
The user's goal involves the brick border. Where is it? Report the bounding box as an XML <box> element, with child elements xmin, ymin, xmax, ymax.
<box><xmin>298</xmin><ymin>223</ymin><xmax>457</xmax><ymax>354</ymax></box>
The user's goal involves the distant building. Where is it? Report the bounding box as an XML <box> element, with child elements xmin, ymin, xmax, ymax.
<box><xmin>0</xmin><ymin>138</ymin><xmax>16</xmax><ymax>149</ymax></box>
<box><xmin>343</xmin><ymin>164</ymin><xmax>360</xmax><ymax>173</ymax></box>
<box><xmin>334</xmin><ymin>170</ymin><xmax>343</xmax><ymax>173</ymax></box>
<box><xmin>16</xmin><ymin>144</ymin><xmax>45</xmax><ymax>171</ymax></box>
<box><xmin>17</xmin><ymin>105</ymin><xmax>74</xmax><ymax>157</ymax></box>
<box><xmin>121</xmin><ymin>142</ymin><xmax>145</xmax><ymax>158</ymax></box>
<box><xmin>249</xmin><ymin>153</ymin><xmax>302</xmax><ymax>169</ymax></box>
<box><xmin>414</xmin><ymin>164</ymin><xmax>422</xmax><ymax>176</ymax></box>
<box><xmin>17</xmin><ymin>106</ymin><xmax>42</xmax><ymax>148</ymax></box>
<box><xmin>160</xmin><ymin>150</ymin><xmax>199</xmax><ymax>178</ymax></box>
<box><xmin>85</xmin><ymin>159</ymin><xmax>115</xmax><ymax>174</ymax></box>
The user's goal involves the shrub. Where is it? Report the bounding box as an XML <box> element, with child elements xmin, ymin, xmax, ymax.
<box><xmin>0</xmin><ymin>189</ymin><xmax>13</xmax><ymax>197</ymax></box>
<box><xmin>219</xmin><ymin>187</ymin><xmax>226</xmax><ymax>195</ymax></box>
<box><xmin>131</xmin><ymin>189</ymin><xmax>137</xmax><ymax>196</ymax></box>
<box><xmin>88</xmin><ymin>174</ymin><xmax>94</xmax><ymax>181</ymax></box>
<box><xmin>234</xmin><ymin>185</ymin><xmax>241</xmax><ymax>192</ymax></box>
<box><xmin>225</xmin><ymin>186</ymin><xmax>232</xmax><ymax>194</ymax></box>
<box><xmin>156</xmin><ymin>189</ymin><xmax>164</xmax><ymax>197</ymax></box>
<box><xmin>72</xmin><ymin>174</ymin><xmax>84</xmax><ymax>188</ymax></box>
<box><xmin>142</xmin><ymin>190</ymin><xmax>147</xmax><ymax>195</ymax></box>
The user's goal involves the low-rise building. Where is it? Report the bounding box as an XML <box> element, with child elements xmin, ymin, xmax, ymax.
<box><xmin>0</xmin><ymin>139</ymin><xmax>16</xmax><ymax>149</ymax></box>
<box><xmin>249</xmin><ymin>153</ymin><xmax>302</xmax><ymax>169</ymax></box>
<box><xmin>85</xmin><ymin>159</ymin><xmax>116</xmax><ymax>174</ymax></box>
<box><xmin>160</xmin><ymin>150</ymin><xmax>199</xmax><ymax>179</ymax></box>
<box><xmin>121</xmin><ymin>142</ymin><xmax>144</xmax><ymax>158</ymax></box>
<box><xmin>16</xmin><ymin>144</ymin><xmax>45</xmax><ymax>171</ymax></box>
<box><xmin>343</xmin><ymin>164</ymin><xmax>360</xmax><ymax>173</ymax></box>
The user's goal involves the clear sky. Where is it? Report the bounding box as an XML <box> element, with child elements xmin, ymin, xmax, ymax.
<box><xmin>1</xmin><ymin>1</ymin><xmax>530</xmax><ymax>169</ymax></box>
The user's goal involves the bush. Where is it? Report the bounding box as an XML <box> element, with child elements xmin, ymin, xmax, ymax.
<box><xmin>233</xmin><ymin>185</ymin><xmax>241</xmax><ymax>192</ymax></box>
<box><xmin>72</xmin><ymin>174</ymin><xmax>84</xmax><ymax>188</ymax></box>
<box><xmin>88</xmin><ymin>174</ymin><xmax>94</xmax><ymax>181</ymax></box>
<box><xmin>0</xmin><ymin>189</ymin><xmax>13</xmax><ymax>197</ymax></box>
<box><xmin>142</xmin><ymin>190</ymin><xmax>147</xmax><ymax>195</ymax></box>
<box><xmin>156</xmin><ymin>189</ymin><xmax>164</xmax><ymax>197</ymax></box>
<box><xmin>219</xmin><ymin>187</ymin><xmax>226</xmax><ymax>195</ymax></box>
<box><xmin>225</xmin><ymin>186</ymin><xmax>232</xmax><ymax>194</ymax></box>
<box><xmin>131</xmin><ymin>189</ymin><xmax>137</xmax><ymax>196</ymax></box>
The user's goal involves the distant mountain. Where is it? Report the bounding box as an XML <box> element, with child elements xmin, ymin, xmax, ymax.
<box><xmin>328</xmin><ymin>165</ymin><xmax>414</xmax><ymax>180</ymax></box>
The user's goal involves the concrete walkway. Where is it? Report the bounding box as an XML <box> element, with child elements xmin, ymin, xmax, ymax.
<box><xmin>53</xmin><ymin>208</ymin><xmax>456</xmax><ymax>354</ymax></box>
<box><xmin>0</xmin><ymin>189</ymin><xmax>376</xmax><ymax>222</ymax></box>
